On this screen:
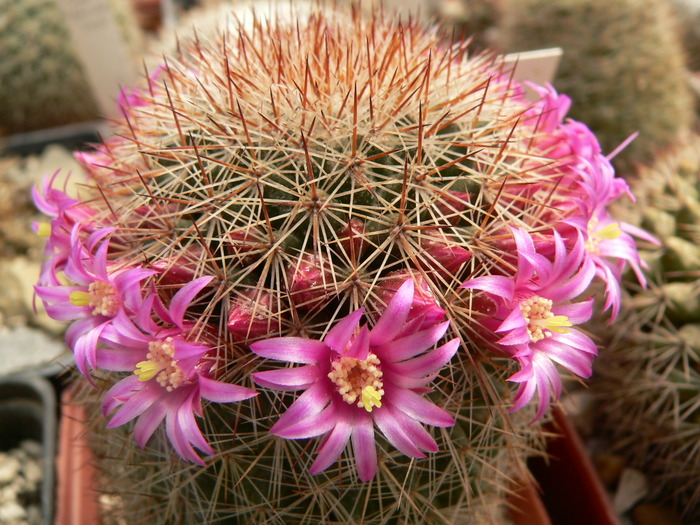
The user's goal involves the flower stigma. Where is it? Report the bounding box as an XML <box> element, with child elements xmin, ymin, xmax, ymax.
<box><xmin>328</xmin><ymin>354</ymin><xmax>384</xmax><ymax>412</ymax></box>
<box><xmin>586</xmin><ymin>217</ymin><xmax>622</xmax><ymax>254</ymax></box>
<box><xmin>36</xmin><ymin>223</ymin><xmax>52</xmax><ymax>238</ymax></box>
<box><xmin>69</xmin><ymin>281</ymin><xmax>119</xmax><ymax>316</ymax></box>
<box><xmin>134</xmin><ymin>337</ymin><xmax>186</xmax><ymax>392</ymax></box>
<box><xmin>520</xmin><ymin>296</ymin><xmax>572</xmax><ymax>342</ymax></box>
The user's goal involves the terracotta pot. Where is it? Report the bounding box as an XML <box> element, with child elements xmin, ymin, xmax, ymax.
<box><xmin>527</xmin><ymin>407</ymin><xmax>620</xmax><ymax>525</ymax></box>
<box><xmin>55</xmin><ymin>384</ymin><xmax>101</xmax><ymax>525</ymax></box>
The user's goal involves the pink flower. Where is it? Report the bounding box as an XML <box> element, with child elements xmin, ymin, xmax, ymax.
<box><xmin>35</xmin><ymin>227</ymin><xmax>154</xmax><ymax>376</ymax></box>
<box><xmin>32</xmin><ymin>172</ymin><xmax>96</xmax><ymax>286</ymax></box>
<box><xmin>563</xmin><ymin>206</ymin><xmax>658</xmax><ymax>320</ymax></box>
<box><xmin>97</xmin><ymin>277</ymin><xmax>257</xmax><ymax>464</ymax></box>
<box><xmin>250</xmin><ymin>280</ymin><xmax>458</xmax><ymax>481</ymax></box>
<box><xmin>373</xmin><ymin>271</ymin><xmax>446</xmax><ymax>331</ymax></box>
<box><xmin>462</xmin><ymin>227</ymin><xmax>597</xmax><ymax>420</ymax></box>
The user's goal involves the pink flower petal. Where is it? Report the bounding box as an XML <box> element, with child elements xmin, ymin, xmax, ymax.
<box><xmin>324</xmin><ymin>308</ymin><xmax>364</xmax><ymax>354</ymax></box>
<box><xmin>252</xmin><ymin>365</ymin><xmax>322</xmax><ymax>391</ymax></box>
<box><xmin>107</xmin><ymin>384</ymin><xmax>160</xmax><ymax>428</ymax></box>
<box><xmin>351</xmin><ymin>413</ymin><xmax>377</xmax><ymax>482</ymax></box>
<box><xmin>373</xmin><ymin>404</ymin><xmax>426</xmax><ymax>458</ymax></box>
<box><xmin>387</xmin><ymin>338</ymin><xmax>459</xmax><ymax>378</ymax></box>
<box><xmin>461</xmin><ymin>275</ymin><xmax>515</xmax><ymax>301</ymax></box>
<box><xmin>168</xmin><ymin>276</ymin><xmax>214</xmax><ymax>328</ymax></box>
<box><xmin>270</xmin><ymin>381</ymin><xmax>331</xmax><ymax>435</ymax></box>
<box><xmin>251</xmin><ymin>337</ymin><xmax>330</xmax><ymax>364</ymax></box>
<box><xmin>308</xmin><ymin>418</ymin><xmax>352</xmax><ymax>475</ymax></box>
<box><xmin>388</xmin><ymin>388</ymin><xmax>454</xmax><ymax>427</ymax></box>
<box><xmin>375</xmin><ymin>321</ymin><xmax>451</xmax><ymax>363</ymax></box>
<box><xmin>199</xmin><ymin>375</ymin><xmax>258</xmax><ymax>402</ymax></box>
<box><xmin>342</xmin><ymin>325</ymin><xmax>370</xmax><ymax>360</ymax></box>
<box><xmin>370</xmin><ymin>279</ymin><xmax>414</xmax><ymax>345</ymax></box>
<box><xmin>102</xmin><ymin>375</ymin><xmax>140</xmax><ymax>416</ymax></box>
<box><xmin>133</xmin><ymin>401</ymin><xmax>168</xmax><ymax>448</ymax></box>
<box><xmin>275</xmin><ymin>403</ymin><xmax>338</xmax><ymax>439</ymax></box>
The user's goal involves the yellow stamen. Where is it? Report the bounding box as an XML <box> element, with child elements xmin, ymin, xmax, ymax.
<box><xmin>361</xmin><ymin>386</ymin><xmax>383</xmax><ymax>413</ymax></box>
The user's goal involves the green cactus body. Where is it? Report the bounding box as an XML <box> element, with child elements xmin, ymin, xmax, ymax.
<box><xmin>594</xmin><ymin>135</ymin><xmax>700</xmax><ymax>519</ymax></box>
<box><xmin>496</xmin><ymin>0</ymin><xmax>694</xmax><ymax>174</ymax></box>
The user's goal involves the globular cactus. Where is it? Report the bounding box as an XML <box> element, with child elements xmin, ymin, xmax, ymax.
<box><xmin>0</xmin><ymin>0</ymin><xmax>140</xmax><ymax>135</ymax></box>
<box><xmin>593</xmin><ymin>135</ymin><xmax>700</xmax><ymax>520</ymax></box>
<box><xmin>34</xmin><ymin>5</ymin><xmax>651</xmax><ymax>523</ymax></box>
<box><xmin>495</xmin><ymin>0</ymin><xmax>694</xmax><ymax>174</ymax></box>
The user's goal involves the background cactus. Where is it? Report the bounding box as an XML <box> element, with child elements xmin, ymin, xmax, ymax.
<box><xmin>495</xmin><ymin>0</ymin><xmax>695</xmax><ymax>174</ymax></box>
<box><xmin>33</xmin><ymin>4</ymin><xmax>648</xmax><ymax>523</ymax></box>
<box><xmin>0</xmin><ymin>0</ymin><xmax>141</xmax><ymax>135</ymax></box>
<box><xmin>593</xmin><ymin>134</ymin><xmax>700</xmax><ymax>520</ymax></box>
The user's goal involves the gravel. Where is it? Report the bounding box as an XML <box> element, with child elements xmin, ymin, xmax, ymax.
<box><xmin>0</xmin><ymin>440</ymin><xmax>43</xmax><ymax>525</ymax></box>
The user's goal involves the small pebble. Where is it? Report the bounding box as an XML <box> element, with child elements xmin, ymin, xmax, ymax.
<box><xmin>0</xmin><ymin>500</ymin><xmax>27</xmax><ymax>522</ymax></box>
<box><xmin>0</xmin><ymin>455</ymin><xmax>21</xmax><ymax>485</ymax></box>
<box><xmin>0</xmin><ymin>440</ymin><xmax>42</xmax><ymax>525</ymax></box>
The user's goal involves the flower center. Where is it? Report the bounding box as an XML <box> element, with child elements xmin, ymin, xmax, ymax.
<box><xmin>328</xmin><ymin>354</ymin><xmax>384</xmax><ymax>412</ymax></box>
<box><xmin>585</xmin><ymin>217</ymin><xmax>621</xmax><ymax>254</ymax></box>
<box><xmin>134</xmin><ymin>337</ymin><xmax>186</xmax><ymax>392</ymax></box>
<box><xmin>69</xmin><ymin>281</ymin><xmax>119</xmax><ymax>317</ymax></box>
<box><xmin>520</xmin><ymin>296</ymin><xmax>572</xmax><ymax>343</ymax></box>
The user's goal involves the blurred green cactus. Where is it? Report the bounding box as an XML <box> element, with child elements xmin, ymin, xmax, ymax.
<box><xmin>496</xmin><ymin>0</ymin><xmax>694</xmax><ymax>174</ymax></box>
<box><xmin>594</xmin><ymin>135</ymin><xmax>700</xmax><ymax>519</ymax></box>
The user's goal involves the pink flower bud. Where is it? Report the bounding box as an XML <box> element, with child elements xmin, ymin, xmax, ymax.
<box><xmin>375</xmin><ymin>270</ymin><xmax>445</xmax><ymax>330</ymax></box>
<box><xmin>419</xmin><ymin>235</ymin><xmax>472</xmax><ymax>279</ymax></box>
<box><xmin>286</xmin><ymin>253</ymin><xmax>333</xmax><ymax>310</ymax></box>
<box><xmin>338</xmin><ymin>218</ymin><xmax>367</xmax><ymax>259</ymax></box>
<box><xmin>151</xmin><ymin>245</ymin><xmax>205</xmax><ymax>285</ymax></box>
<box><xmin>226</xmin><ymin>227</ymin><xmax>265</xmax><ymax>265</ymax></box>
<box><xmin>436</xmin><ymin>191</ymin><xmax>470</xmax><ymax>225</ymax></box>
<box><xmin>227</xmin><ymin>290</ymin><xmax>279</xmax><ymax>340</ymax></box>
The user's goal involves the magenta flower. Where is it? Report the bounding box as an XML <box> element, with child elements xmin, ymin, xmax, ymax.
<box><xmin>250</xmin><ymin>279</ymin><xmax>458</xmax><ymax>481</ymax></box>
<box><xmin>462</xmin><ymin>227</ymin><xmax>597</xmax><ymax>420</ymax></box>
<box><xmin>35</xmin><ymin>227</ymin><xmax>154</xmax><ymax>376</ymax></box>
<box><xmin>563</xmin><ymin>205</ymin><xmax>658</xmax><ymax>320</ymax></box>
<box><xmin>32</xmin><ymin>171</ymin><xmax>96</xmax><ymax>286</ymax></box>
<box><xmin>97</xmin><ymin>277</ymin><xmax>257</xmax><ymax>464</ymax></box>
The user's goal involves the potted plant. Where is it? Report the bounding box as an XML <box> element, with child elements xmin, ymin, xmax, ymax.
<box><xmin>32</xmin><ymin>4</ymin><xmax>653</xmax><ymax>522</ymax></box>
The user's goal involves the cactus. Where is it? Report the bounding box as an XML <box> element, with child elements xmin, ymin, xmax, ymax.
<box><xmin>0</xmin><ymin>0</ymin><xmax>141</xmax><ymax>135</ymax></box>
<box><xmin>593</xmin><ymin>135</ymin><xmax>700</xmax><ymax>519</ymax></box>
<box><xmin>495</xmin><ymin>0</ymin><xmax>694</xmax><ymax>174</ymax></box>
<box><xmin>33</xmin><ymin>5</ymin><xmax>650</xmax><ymax>523</ymax></box>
